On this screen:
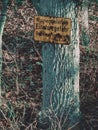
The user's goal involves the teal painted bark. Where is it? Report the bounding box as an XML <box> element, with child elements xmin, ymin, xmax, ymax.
<box><xmin>0</xmin><ymin>0</ymin><xmax>8</xmax><ymax>104</ymax></box>
<box><xmin>82</xmin><ymin>0</ymin><xmax>90</xmax><ymax>46</ymax></box>
<box><xmin>34</xmin><ymin>0</ymin><xmax>80</xmax><ymax>129</ymax></box>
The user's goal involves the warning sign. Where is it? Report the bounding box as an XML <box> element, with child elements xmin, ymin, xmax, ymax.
<box><xmin>34</xmin><ymin>16</ymin><xmax>71</xmax><ymax>44</ymax></box>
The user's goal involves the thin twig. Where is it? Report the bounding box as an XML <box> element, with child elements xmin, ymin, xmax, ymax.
<box><xmin>67</xmin><ymin>122</ymin><xmax>80</xmax><ymax>130</ymax></box>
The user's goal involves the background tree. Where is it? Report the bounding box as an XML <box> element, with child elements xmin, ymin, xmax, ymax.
<box><xmin>0</xmin><ymin>0</ymin><xmax>9</xmax><ymax>104</ymax></box>
<box><xmin>33</xmin><ymin>0</ymin><xmax>80</xmax><ymax>129</ymax></box>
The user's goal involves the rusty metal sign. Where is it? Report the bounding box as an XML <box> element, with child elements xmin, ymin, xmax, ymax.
<box><xmin>34</xmin><ymin>16</ymin><xmax>71</xmax><ymax>44</ymax></box>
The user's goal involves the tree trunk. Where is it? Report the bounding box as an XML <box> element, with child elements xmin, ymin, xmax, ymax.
<box><xmin>33</xmin><ymin>0</ymin><xmax>80</xmax><ymax>129</ymax></box>
<box><xmin>82</xmin><ymin>0</ymin><xmax>90</xmax><ymax>46</ymax></box>
<box><xmin>0</xmin><ymin>0</ymin><xmax>8</xmax><ymax>104</ymax></box>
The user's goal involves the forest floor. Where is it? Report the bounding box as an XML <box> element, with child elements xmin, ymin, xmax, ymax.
<box><xmin>0</xmin><ymin>1</ymin><xmax>98</xmax><ymax>130</ymax></box>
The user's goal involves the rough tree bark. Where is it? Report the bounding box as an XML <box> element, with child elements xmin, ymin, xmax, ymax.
<box><xmin>33</xmin><ymin>0</ymin><xmax>80</xmax><ymax>129</ymax></box>
<box><xmin>82</xmin><ymin>0</ymin><xmax>90</xmax><ymax>46</ymax></box>
<box><xmin>0</xmin><ymin>0</ymin><xmax>8</xmax><ymax>104</ymax></box>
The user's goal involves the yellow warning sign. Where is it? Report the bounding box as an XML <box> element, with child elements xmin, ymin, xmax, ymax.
<box><xmin>34</xmin><ymin>16</ymin><xmax>71</xmax><ymax>44</ymax></box>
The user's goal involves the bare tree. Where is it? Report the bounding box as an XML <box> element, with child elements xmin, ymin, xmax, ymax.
<box><xmin>33</xmin><ymin>0</ymin><xmax>80</xmax><ymax>129</ymax></box>
<box><xmin>0</xmin><ymin>0</ymin><xmax>9</xmax><ymax>104</ymax></box>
